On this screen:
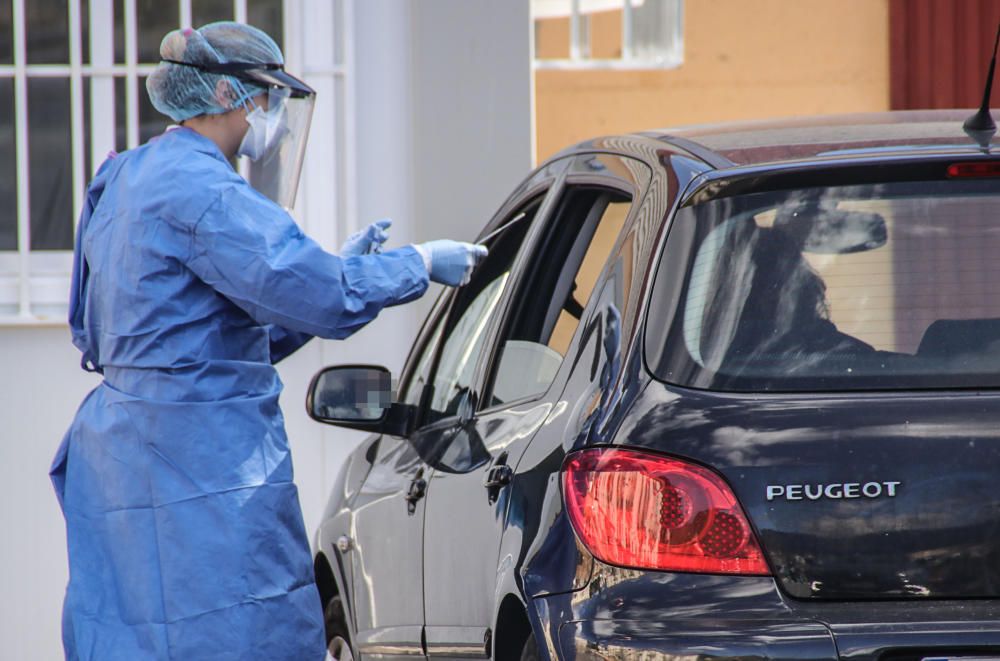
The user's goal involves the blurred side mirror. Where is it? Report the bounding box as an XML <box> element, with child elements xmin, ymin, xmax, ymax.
<box><xmin>306</xmin><ymin>365</ymin><xmax>413</xmax><ymax>436</ymax></box>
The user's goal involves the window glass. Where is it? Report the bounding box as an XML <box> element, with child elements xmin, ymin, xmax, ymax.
<box><xmin>0</xmin><ymin>1</ymin><xmax>13</xmax><ymax>65</ymax></box>
<box><xmin>423</xmin><ymin>199</ymin><xmax>540</xmax><ymax>424</ymax></box>
<box><xmin>489</xmin><ymin>187</ymin><xmax>632</xmax><ymax>406</ymax></box>
<box><xmin>399</xmin><ymin>306</ymin><xmax>446</xmax><ymax>408</ymax></box>
<box><xmin>27</xmin><ymin>0</ymin><xmax>69</xmax><ymax>64</ymax></box>
<box><xmin>82</xmin><ymin>74</ymin><xmax>92</xmax><ymax>180</ymax></box>
<box><xmin>137</xmin><ymin>0</ymin><xmax>177</xmax><ymax>63</ymax></box>
<box><xmin>192</xmin><ymin>0</ymin><xmax>233</xmax><ymax>27</ymax></box>
<box><xmin>548</xmin><ymin>194</ymin><xmax>630</xmax><ymax>355</ymax></box>
<box><xmin>29</xmin><ymin>77</ymin><xmax>73</xmax><ymax>250</ymax></box>
<box><xmin>0</xmin><ymin>78</ymin><xmax>14</xmax><ymax>250</ymax></box>
<box><xmin>429</xmin><ymin>273</ymin><xmax>509</xmax><ymax>419</ymax></box>
<box><xmin>647</xmin><ymin>180</ymin><xmax>1000</xmax><ymax>392</ymax></box>
<box><xmin>80</xmin><ymin>0</ymin><xmax>89</xmax><ymax>65</ymax></box>
<box><xmin>113</xmin><ymin>0</ymin><xmax>125</xmax><ymax>63</ymax></box>
<box><xmin>114</xmin><ymin>76</ymin><xmax>127</xmax><ymax>151</ymax></box>
<box><xmin>248</xmin><ymin>0</ymin><xmax>284</xmax><ymax>51</ymax></box>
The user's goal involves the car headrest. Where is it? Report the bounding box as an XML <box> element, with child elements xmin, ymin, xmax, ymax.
<box><xmin>916</xmin><ymin>318</ymin><xmax>1000</xmax><ymax>357</ymax></box>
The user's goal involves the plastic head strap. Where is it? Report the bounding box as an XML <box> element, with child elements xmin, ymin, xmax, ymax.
<box><xmin>161</xmin><ymin>58</ymin><xmax>285</xmax><ymax>110</ymax></box>
<box><xmin>160</xmin><ymin>58</ymin><xmax>284</xmax><ymax>74</ymax></box>
<box><xmin>160</xmin><ymin>58</ymin><xmax>314</xmax><ymax>100</ymax></box>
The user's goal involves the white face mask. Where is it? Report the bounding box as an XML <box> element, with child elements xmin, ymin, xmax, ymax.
<box><xmin>237</xmin><ymin>96</ymin><xmax>290</xmax><ymax>161</ymax></box>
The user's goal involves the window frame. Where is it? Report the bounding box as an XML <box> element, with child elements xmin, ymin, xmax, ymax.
<box><xmin>397</xmin><ymin>162</ymin><xmax>571</xmax><ymax>434</ymax></box>
<box><xmin>477</xmin><ymin>154</ymin><xmax>651</xmax><ymax>415</ymax></box>
<box><xmin>397</xmin><ymin>151</ymin><xmax>656</xmax><ymax>432</ymax></box>
<box><xmin>478</xmin><ymin>184</ymin><xmax>636</xmax><ymax>414</ymax></box>
<box><xmin>417</xmin><ymin>193</ymin><xmax>554</xmax><ymax>431</ymax></box>
<box><xmin>532</xmin><ymin>0</ymin><xmax>685</xmax><ymax>71</ymax></box>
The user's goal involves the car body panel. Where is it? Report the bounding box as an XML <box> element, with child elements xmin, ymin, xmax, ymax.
<box><xmin>653</xmin><ymin>109</ymin><xmax>999</xmax><ymax>166</ymax></box>
<box><xmin>535</xmin><ymin>563</ymin><xmax>1000</xmax><ymax>659</ymax></box>
<box><xmin>315</xmin><ymin>434</ymin><xmax>379</xmax><ymax>638</ymax></box>
<box><xmin>615</xmin><ymin>382</ymin><xmax>1000</xmax><ymax>599</ymax></box>
<box><xmin>346</xmin><ymin>434</ymin><xmax>429</xmax><ymax>656</ymax></box>
<box><xmin>422</xmin><ymin>401</ymin><xmax>553</xmax><ymax>655</ymax></box>
<box><xmin>557</xmin><ymin>619</ymin><xmax>837</xmax><ymax>660</ymax></box>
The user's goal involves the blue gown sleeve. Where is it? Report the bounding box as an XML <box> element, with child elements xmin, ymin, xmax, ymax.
<box><xmin>267</xmin><ymin>324</ymin><xmax>314</xmax><ymax>364</ymax></box>
<box><xmin>68</xmin><ymin>154</ymin><xmax>118</xmax><ymax>374</ymax></box>
<box><xmin>186</xmin><ymin>184</ymin><xmax>429</xmax><ymax>340</ymax></box>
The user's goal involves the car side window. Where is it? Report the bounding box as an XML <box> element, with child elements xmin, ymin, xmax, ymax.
<box><xmin>398</xmin><ymin>304</ymin><xmax>447</xmax><ymax>408</ymax></box>
<box><xmin>486</xmin><ymin>186</ymin><xmax>633</xmax><ymax>407</ymax></box>
<box><xmin>422</xmin><ymin>198</ymin><xmax>541</xmax><ymax>426</ymax></box>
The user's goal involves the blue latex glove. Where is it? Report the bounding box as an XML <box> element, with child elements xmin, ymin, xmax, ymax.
<box><xmin>415</xmin><ymin>240</ymin><xmax>489</xmax><ymax>286</ymax></box>
<box><xmin>341</xmin><ymin>219</ymin><xmax>392</xmax><ymax>256</ymax></box>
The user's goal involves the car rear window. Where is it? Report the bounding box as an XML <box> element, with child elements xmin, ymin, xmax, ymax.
<box><xmin>646</xmin><ymin>179</ymin><xmax>1000</xmax><ymax>391</ymax></box>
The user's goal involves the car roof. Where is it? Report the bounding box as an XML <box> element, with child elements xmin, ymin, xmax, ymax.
<box><xmin>636</xmin><ymin>109</ymin><xmax>998</xmax><ymax>169</ymax></box>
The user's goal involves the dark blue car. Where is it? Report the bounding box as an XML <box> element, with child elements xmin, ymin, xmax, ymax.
<box><xmin>309</xmin><ymin>110</ymin><xmax>1000</xmax><ymax>661</ymax></box>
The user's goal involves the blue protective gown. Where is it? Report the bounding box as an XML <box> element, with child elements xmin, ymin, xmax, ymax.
<box><xmin>50</xmin><ymin>127</ymin><xmax>429</xmax><ymax>660</ymax></box>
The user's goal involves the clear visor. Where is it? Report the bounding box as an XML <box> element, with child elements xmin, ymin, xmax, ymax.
<box><xmin>244</xmin><ymin>86</ymin><xmax>315</xmax><ymax>209</ymax></box>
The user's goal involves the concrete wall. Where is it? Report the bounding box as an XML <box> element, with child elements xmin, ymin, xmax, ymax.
<box><xmin>411</xmin><ymin>1</ymin><xmax>534</xmax><ymax>245</ymax></box>
<box><xmin>0</xmin><ymin>327</ymin><xmax>100</xmax><ymax>660</ymax></box>
<box><xmin>534</xmin><ymin>0</ymin><xmax>891</xmax><ymax>161</ymax></box>
<box><xmin>0</xmin><ymin>1</ymin><xmax>531</xmax><ymax>656</ymax></box>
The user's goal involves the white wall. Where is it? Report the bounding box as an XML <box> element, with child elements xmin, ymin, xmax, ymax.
<box><xmin>0</xmin><ymin>327</ymin><xmax>100</xmax><ymax>660</ymax></box>
<box><xmin>410</xmin><ymin>1</ymin><xmax>533</xmax><ymax>246</ymax></box>
<box><xmin>0</xmin><ymin>1</ymin><xmax>530</xmax><ymax>657</ymax></box>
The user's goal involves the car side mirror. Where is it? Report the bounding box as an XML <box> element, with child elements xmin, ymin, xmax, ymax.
<box><xmin>306</xmin><ymin>365</ymin><xmax>414</xmax><ymax>436</ymax></box>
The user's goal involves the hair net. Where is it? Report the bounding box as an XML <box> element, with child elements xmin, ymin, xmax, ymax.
<box><xmin>146</xmin><ymin>22</ymin><xmax>284</xmax><ymax>122</ymax></box>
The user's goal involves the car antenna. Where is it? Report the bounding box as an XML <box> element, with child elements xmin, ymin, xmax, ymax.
<box><xmin>963</xmin><ymin>22</ymin><xmax>1000</xmax><ymax>151</ymax></box>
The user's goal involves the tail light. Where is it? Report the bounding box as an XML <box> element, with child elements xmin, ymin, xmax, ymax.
<box><xmin>946</xmin><ymin>161</ymin><xmax>1000</xmax><ymax>178</ymax></box>
<box><xmin>562</xmin><ymin>447</ymin><xmax>770</xmax><ymax>575</ymax></box>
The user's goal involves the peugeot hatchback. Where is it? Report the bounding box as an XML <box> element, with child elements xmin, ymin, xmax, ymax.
<box><xmin>309</xmin><ymin>110</ymin><xmax>1000</xmax><ymax>661</ymax></box>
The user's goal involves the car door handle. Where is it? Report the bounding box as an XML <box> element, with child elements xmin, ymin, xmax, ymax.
<box><xmin>484</xmin><ymin>464</ymin><xmax>512</xmax><ymax>489</ymax></box>
<box><xmin>484</xmin><ymin>453</ymin><xmax>512</xmax><ymax>505</ymax></box>
<box><xmin>405</xmin><ymin>470</ymin><xmax>427</xmax><ymax>516</ymax></box>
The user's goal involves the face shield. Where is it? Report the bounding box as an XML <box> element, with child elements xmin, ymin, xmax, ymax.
<box><xmin>235</xmin><ymin>66</ymin><xmax>315</xmax><ymax>210</ymax></box>
<box><xmin>161</xmin><ymin>59</ymin><xmax>316</xmax><ymax>209</ymax></box>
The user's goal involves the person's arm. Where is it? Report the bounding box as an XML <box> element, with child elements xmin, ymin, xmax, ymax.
<box><xmin>185</xmin><ymin>185</ymin><xmax>429</xmax><ymax>340</ymax></box>
<box><xmin>266</xmin><ymin>324</ymin><xmax>314</xmax><ymax>363</ymax></box>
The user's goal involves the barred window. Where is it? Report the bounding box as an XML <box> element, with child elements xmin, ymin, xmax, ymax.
<box><xmin>532</xmin><ymin>0</ymin><xmax>684</xmax><ymax>70</ymax></box>
<box><xmin>0</xmin><ymin>0</ymin><xmax>286</xmax><ymax>320</ymax></box>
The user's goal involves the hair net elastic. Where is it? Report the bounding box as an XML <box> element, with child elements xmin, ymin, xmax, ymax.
<box><xmin>146</xmin><ymin>22</ymin><xmax>284</xmax><ymax>122</ymax></box>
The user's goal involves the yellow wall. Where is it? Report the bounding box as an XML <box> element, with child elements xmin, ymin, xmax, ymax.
<box><xmin>534</xmin><ymin>0</ymin><xmax>891</xmax><ymax>162</ymax></box>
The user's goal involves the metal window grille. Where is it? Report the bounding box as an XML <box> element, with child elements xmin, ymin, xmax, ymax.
<box><xmin>0</xmin><ymin>0</ymin><xmax>353</xmax><ymax>324</ymax></box>
<box><xmin>532</xmin><ymin>0</ymin><xmax>684</xmax><ymax>70</ymax></box>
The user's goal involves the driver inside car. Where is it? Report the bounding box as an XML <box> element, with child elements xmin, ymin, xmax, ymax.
<box><xmin>718</xmin><ymin>225</ymin><xmax>875</xmax><ymax>380</ymax></box>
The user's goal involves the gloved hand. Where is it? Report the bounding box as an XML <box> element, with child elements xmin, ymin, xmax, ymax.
<box><xmin>341</xmin><ymin>219</ymin><xmax>392</xmax><ymax>257</ymax></box>
<box><xmin>414</xmin><ymin>240</ymin><xmax>489</xmax><ymax>286</ymax></box>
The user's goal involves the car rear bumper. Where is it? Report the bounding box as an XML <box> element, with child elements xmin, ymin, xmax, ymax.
<box><xmin>531</xmin><ymin>563</ymin><xmax>1000</xmax><ymax>660</ymax></box>
<box><xmin>550</xmin><ymin>615</ymin><xmax>1000</xmax><ymax>661</ymax></box>
<box><xmin>558</xmin><ymin>618</ymin><xmax>836</xmax><ymax>659</ymax></box>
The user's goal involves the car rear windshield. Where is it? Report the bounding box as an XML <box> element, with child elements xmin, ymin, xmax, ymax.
<box><xmin>646</xmin><ymin>179</ymin><xmax>1000</xmax><ymax>392</ymax></box>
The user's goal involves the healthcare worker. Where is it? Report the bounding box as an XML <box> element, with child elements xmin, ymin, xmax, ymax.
<box><xmin>50</xmin><ymin>22</ymin><xmax>486</xmax><ymax>661</ymax></box>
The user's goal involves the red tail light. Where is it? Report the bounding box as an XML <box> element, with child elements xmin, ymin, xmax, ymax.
<box><xmin>946</xmin><ymin>161</ymin><xmax>1000</xmax><ymax>178</ymax></box>
<box><xmin>562</xmin><ymin>448</ymin><xmax>770</xmax><ymax>575</ymax></box>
